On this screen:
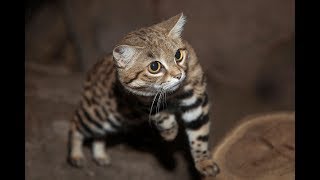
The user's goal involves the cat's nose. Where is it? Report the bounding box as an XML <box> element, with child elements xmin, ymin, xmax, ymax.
<box><xmin>173</xmin><ymin>73</ymin><xmax>182</xmax><ymax>80</ymax></box>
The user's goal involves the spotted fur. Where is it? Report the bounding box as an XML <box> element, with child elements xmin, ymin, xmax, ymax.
<box><xmin>68</xmin><ymin>13</ymin><xmax>219</xmax><ymax>177</ymax></box>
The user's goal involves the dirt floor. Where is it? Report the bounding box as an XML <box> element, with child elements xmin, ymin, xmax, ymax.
<box><xmin>25</xmin><ymin>56</ymin><xmax>294</xmax><ymax>180</ymax></box>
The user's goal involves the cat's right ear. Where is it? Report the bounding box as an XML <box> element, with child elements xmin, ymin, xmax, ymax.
<box><xmin>113</xmin><ymin>45</ymin><xmax>137</xmax><ymax>68</ymax></box>
<box><xmin>155</xmin><ymin>12</ymin><xmax>186</xmax><ymax>39</ymax></box>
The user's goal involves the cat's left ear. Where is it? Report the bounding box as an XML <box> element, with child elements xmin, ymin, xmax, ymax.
<box><xmin>113</xmin><ymin>45</ymin><xmax>138</xmax><ymax>68</ymax></box>
<box><xmin>156</xmin><ymin>12</ymin><xmax>186</xmax><ymax>39</ymax></box>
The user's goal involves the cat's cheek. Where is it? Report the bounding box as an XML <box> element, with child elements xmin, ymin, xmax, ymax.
<box><xmin>180</xmin><ymin>72</ymin><xmax>186</xmax><ymax>81</ymax></box>
<box><xmin>180</xmin><ymin>64</ymin><xmax>188</xmax><ymax>71</ymax></box>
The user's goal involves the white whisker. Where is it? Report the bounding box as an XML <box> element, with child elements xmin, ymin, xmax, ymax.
<box><xmin>164</xmin><ymin>90</ymin><xmax>167</xmax><ymax>109</ymax></box>
<box><xmin>149</xmin><ymin>91</ymin><xmax>160</xmax><ymax>125</ymax></box>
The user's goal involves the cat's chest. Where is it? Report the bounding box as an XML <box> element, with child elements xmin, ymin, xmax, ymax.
<box><xmin>110</xmin><ymin>82</ymin><xmax>195</xmax><ymax>123</ymax></box>
<box><xmin>115</xmin><ymin>94</ymin><xmax>184</xmax><ymax>120</ymax></box>
<box><xmin>115</xmin><ymin>95</ymin><xmax>176</xmax><ymax>119</ymax></box>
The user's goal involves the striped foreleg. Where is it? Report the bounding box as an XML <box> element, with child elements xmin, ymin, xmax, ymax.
<box><xmin>180</xmin><ymin>93</ymin><xmax>220</xmax><ymax>176</ymax></box>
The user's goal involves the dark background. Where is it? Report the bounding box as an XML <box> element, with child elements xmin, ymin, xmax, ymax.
<box><xmin>25</xmin><ymin>0</ymin><xmax>294</xmax><ymax>179</ymax></box>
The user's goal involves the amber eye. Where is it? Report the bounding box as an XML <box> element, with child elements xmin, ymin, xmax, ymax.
<box><xmin>175</xmin><ymin>49</ymin><xmax>183</xmax><ymax>62</ymax></box>
<box><xmin>148</xmin><ymin>61</ymin><xmax>161</xmax><ymax>74</ymax></box>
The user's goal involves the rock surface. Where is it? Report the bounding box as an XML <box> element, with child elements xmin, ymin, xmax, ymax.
<box><xmin>206</xmin><ymin>112</ymin><xmax>295</xmax><ymax>180</ymax></box>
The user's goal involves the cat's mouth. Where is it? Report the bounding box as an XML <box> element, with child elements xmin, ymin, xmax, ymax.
<box><xmin>168</xmin><ymin>82</ymin><xmax>181</xmax><ymax>91</ymax></box>
<box><xmin>163</xmin><ymin>76</ymin><xmax>186</xmax><ymax>92</ymax></box>
<box><xmin>123</xmin><ymin>74</ymin><xmax>186</xmax><ymax>96</ymax></box>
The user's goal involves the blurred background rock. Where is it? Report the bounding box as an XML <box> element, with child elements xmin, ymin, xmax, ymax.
<box><xmin>25</xmin><ymin>0</ymin><xmax>294</xmax><ymax>179</ymax></box>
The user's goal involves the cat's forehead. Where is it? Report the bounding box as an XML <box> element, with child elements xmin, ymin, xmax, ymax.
<box><xmin>124</xmin><ymin>28</ymin><xmax>182</xmax><ymax>51</ymax></box>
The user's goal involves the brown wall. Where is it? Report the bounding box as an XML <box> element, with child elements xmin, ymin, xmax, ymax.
<box><xmin>25</xmin><ymin>0</ymin><xmax>295</xmax><ymax>122</ymax></box>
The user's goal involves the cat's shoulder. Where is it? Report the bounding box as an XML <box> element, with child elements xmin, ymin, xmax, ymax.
<box><xmin>85</xmin><ymin>53</ymin><xmax>115</xmax><ymax>82</ymax></box>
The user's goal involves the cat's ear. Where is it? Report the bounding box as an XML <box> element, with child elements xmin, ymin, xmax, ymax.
<box><xmin>113</xmin><ymin>45</ymin><xmax>138</xmax><ymax>68</ymax></box>
<box><xmin>156</xmin><ymin>12</ymin><xmax>186</xmax><ymax>39</ymax></box>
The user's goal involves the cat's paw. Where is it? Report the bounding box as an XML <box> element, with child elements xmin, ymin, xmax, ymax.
<box><xmin>160</xmin><ymin>125</ymin><xmax>178</xmax><ymax>141</ymax></box>
<box><xmin>195</xmin><ymin>158</ymin><xmax>220</xmax><ymax>177</ymax></box>
<box><xmin>69</xmin><ymin>155</ymin><xmax>86</xmax><ymax>168</ymax></box>
<box><xmin>93</xmin><ymin>154</ymin><xmax>111</xmax><ymax>166</ymax></box>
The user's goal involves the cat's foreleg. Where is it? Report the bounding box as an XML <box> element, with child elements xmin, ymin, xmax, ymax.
<box><xmin>180</xmin><ymin>94</ymin><xmax>220</xmax><ymax>176</ymax></box>
<box><xmin>92</xmin><ymin>139</ymin><xmax>111</xmax><ymax>166</ymax></box>
<box><xmin>152</xmin><ymin>112</ymin><xmax>179</xmax><ymax>141</ymax></box>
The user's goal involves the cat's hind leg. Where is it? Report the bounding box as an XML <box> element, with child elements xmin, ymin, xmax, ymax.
<box><xmin>68</xmin><ymin>122</ymin><xmax>86</xmax><ymax>167</ymax></box>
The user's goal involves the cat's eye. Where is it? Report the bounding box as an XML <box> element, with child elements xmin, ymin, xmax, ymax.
<box><xmin>175</xmin><ymin>49</ymin><xmax>184</xmax><ymax>62</ymax></box>
<box><xmin>148</xmin><ymin>61</ymin><xmax>161</xmax><ymax>74</ymax></box>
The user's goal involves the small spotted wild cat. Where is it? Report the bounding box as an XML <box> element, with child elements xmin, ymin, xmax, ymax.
<box><xmin>68</xmin><ymin>13</ymin><xmax>220</xmax><ymax>177</ymax></box>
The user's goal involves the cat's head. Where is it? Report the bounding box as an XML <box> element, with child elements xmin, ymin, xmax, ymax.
<box><xmin>113</xmin><ymin>13</ymin><xmax>188</xmax><ymax>96</ymax></box>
